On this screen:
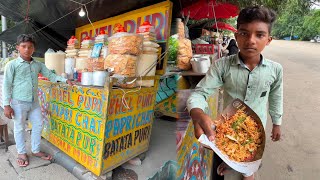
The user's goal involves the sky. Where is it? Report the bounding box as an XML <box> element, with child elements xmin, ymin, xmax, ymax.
<box><xmin>311</xmin><ymin>2</ymin><xmax>320</xmax><ymax>9</ymax></box>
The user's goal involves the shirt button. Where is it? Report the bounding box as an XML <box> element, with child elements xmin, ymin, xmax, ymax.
<box><xmin>248</xmin><ymin>86</ymin><xmax>251</xmax><ymax>88</ymax></box>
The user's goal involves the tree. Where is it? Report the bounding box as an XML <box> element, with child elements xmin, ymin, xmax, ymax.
<box><xmin>299</xmin><ymin>9</ymin><xmax>320</xmax><ymax>40</ymax></box>
<box><xmin>220</xmin><ymin>0</ymin><xmax>289</xmax><ymax>13</ymax></box>
<box><xmin>0</xmin><ymin>16</ymin><xmax>16</xmax><ymax>32</ymax></box>
<box><xmin>221</xmin><ymin>0</ymin><xmax>320</xmax><ymax>14</ymax></box>
<box><xmin>186</xmin><ymin>0</ymin><xmax>320</xmax><ymax>41</ymax></box>
<box><xmin>0</xmin><ymin>16</ymin><xmax>18</xmax><ymax>57</ymax></box>
<box><xmin>271</xmin><ymin>0</ymin><xmax>320</xmax><ymax>40</ymax></box>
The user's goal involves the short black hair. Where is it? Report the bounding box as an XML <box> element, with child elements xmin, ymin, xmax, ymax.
<box><xmin>17</xmin><ymin>34</ymin><xmax>36</xmax><ymax>46</ymax></box>
<box><xmin>237</xmin><ymin>6</ymin><xmax>277</xmax><ymax>33</ymax></box>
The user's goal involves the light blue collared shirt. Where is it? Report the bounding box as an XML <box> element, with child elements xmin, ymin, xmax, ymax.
<box><xmin>3</xmin><ymin>56</ymin><xmax>67</xmax><ymax>106</ymax></box>
<box><xmin>187</xmin><ymin>54</ymin><xmax>283</xmax><ymax>127</ymax></box>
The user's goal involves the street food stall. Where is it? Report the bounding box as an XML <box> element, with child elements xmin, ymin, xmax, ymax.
<box><xmin>176</xmin><ymin>89</ymin><xmax>220</xmax><ymax>180</ymax></box>
<box><xmin>175</xmin><ymin>1</ymin><xmax>239</xmax><ymax>179</ymax></box>
<box><xmin>37</xmin><ymin>1</ymin><xmax>173</xmax><ymax>176</ymax></box>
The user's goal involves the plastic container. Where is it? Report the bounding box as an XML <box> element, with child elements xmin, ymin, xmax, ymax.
<box><xmin>93</xmin><ymin>71</ymin><xmax>109</xmax><ymax>86</ymax></box>
<box><xmin>138</xmin><ymin>21</ymin><xmax>155</xmax><ymax>33</ymax></box>
<box><xmin>75</xmin><ymin>57</ymin><xmax>89</xmax><ymax>72</ymax></box>
<box><xmin>65</xmin><ymin>58</ymin><xmax>75</xmax><ymax>79</ymax></box>
<box><xmin>67</xmin><ymin>35</ymin><xmax>79</xmax><ymax>47</ymax></box>
<box><xmin>81</xmin><ymin>72</ymin><xmax>93</xmax><ymax>86</ymax></box>
<box><xmin>77</xmin><ymin>72</ymin><xmax>82</xmax><ymax>82</ymax></box>
<box><xmin>73</xmin><ymin>68</ymin><xmax>78</xmax><ymax>81</ymax></box>
<box><xmin>136</xmin><ymin>54</ymin><xmax>157</xmax><ymax>87</ymax></box>
<box><xmin>45</xmin><ymin>49</ymin><xmax>66</xmax><ymax>76</ymax></box>
<box><xmin>190</xmin><ymin>57</ymin><xmax>211</xmax><ymax>73</ymax></box>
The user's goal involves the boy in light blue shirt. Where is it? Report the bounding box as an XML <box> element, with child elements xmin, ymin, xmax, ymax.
<box><xmin>3</xmin><ymin>34</ymin><xmax>73</xmax><ymax>167</ymax></box>
<box><xmin>187</xmin><ymin>6</ymin><xmax>283</xmax><ymax>180</ymax></box>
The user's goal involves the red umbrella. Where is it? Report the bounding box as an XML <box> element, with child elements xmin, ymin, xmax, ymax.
<box><xmin>181</xmin><ymin>0</ymin><xmax>239</xmax><ymax>20</ymax></box>
<box><xmin>212</xmin><ymin>22</ymin><xmax>237</xmax><ymax>32</ymax></box>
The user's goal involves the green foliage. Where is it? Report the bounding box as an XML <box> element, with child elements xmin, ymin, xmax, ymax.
<box><xmin>299</xmin><ymin>10</ymin><xmax>320</xmax><ymax>40</ymax></box>
<box><xmin>0</xmin><ymin>17</ymin><xmax>18</xmax><ymax>57</ymax></box>
<box><xmin>219</xmin><ymin>0</ymin><xmax>289</xmax><ymax>13</ymax></box>
<box><xmin>271</xmin><ymin>0</ymin><xmax>320</xmax><ymax>40</ymax></box>
<box><xmin>168</xmin><ymin>35</ymin><xmax>178</xmax><ymax>63</ymax></box>
<box><xmin>0</xmin><ymin>17</ymin><xmax>16</xmax><ymax>31</ymax></box>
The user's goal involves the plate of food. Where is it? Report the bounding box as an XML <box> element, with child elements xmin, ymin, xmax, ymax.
<box><xmin>198</xmin><ymin>99</ymin><xmax>266</xmax><ymax>174</ymax></box>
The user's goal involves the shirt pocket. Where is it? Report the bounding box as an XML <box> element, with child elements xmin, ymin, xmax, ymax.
<box><xmin>258</xmin><ymin>79</ymin><xmax>273</xmax><ymax>98</ymax></box>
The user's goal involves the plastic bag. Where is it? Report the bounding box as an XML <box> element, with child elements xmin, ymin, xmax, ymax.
<box><xmin>177</xmin><ymin>55</ymin><xmax>192</xmax><ymax>70</ymax></box>
<box><xmin>104</xmin><ymin>54</ymin><xmax>138</xmax><ymax>77</ymax></box>
<box><xmin>142</xmin><ymin>35</ymin><xmax>157</xmax><ymax>42</ymax></box>
<box><xmin>143</xmin><ymin>41</ymin><xmax>160</xmax><ymax>48</ymax></box>
<box><xmin>87</xmin><ymin>57</ymin><xmax>105</xmax><ymax>71</ymax></box>
<box><xmin>143</xmin><ymin>47</ymin><xmax>158</xmax><ymax>54</ymax></box>
<box><xmin>177</xmin><ymin>18</ymin><xmax>185</xmax><ymax>39</ymax></box>
<box><xmin>95</xmin><ymin>34</ymin><xmax>108</xmax><ymax>44</ymax></box>
<box><xmin>178</xmin><ymin>39</ymin><xmax>192</xmax><ymax>58</ymax></box>
<box><xmin>76</xmin><ymin>57</ymin><xmax>90</xmax><ymax>72</ymax></box>
<box><xmin>45</xmin><ymin>48</ymin><xmax>55</xmax><ymax>54</ymax></box>
<box><xmin>108</xmin><ymin>32</ymin><xmax>143</xmax><ymax>55</ymax></box>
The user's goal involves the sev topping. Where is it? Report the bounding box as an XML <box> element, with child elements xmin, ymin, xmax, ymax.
<box><xmin>214</xmin><ymin>110</ymin><xmax>263</xmax><ymax>162</ymax></box>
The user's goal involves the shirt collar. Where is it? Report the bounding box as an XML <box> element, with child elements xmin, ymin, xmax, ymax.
<box><xmin>231</xmin><ymin>53</ymin><xmax>267</xmax><ymax>66</ymax></box>
<box><xmin>18</xmin><ymin>56</ymin><xmax>34</xmax><ymax>63</ymax></box>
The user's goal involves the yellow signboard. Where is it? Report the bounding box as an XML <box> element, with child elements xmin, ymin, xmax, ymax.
<box><xmin>75</xmin><ymin>1</ymin><xmax>172</xmax><ymax>42</ymax></box>
<box><xmin>101</xmin><ymin>87</ymin><xmax>157</xmax><ymax>174</ymax></box>
<box><xmin>38</xmin><ymin>79</ymin><xmax>159</xmax><ymax>176</ymax></box>
<box><xmin>38</xmin><ymin>81</ymin><xmax>109</xmax><ymax>175</ymax></box>
<box><xmin>75</xmin><ymin>1</ymin><xmax>173</xmax><ymax>75</ymax></box>
<box><xmin>176</xmin><ymin>94</ymin><xmax>219</xmax><ymax>179</ymax></box>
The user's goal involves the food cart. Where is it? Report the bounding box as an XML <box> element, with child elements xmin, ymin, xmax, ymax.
<box><xmin>37</xmin><ymin>1</ymin><xmax>173</xmax><ymax>176</ymax></box>
<box><xmin>175</xmin><ymin>83</ymin><xmax>220</xmax><ymax>180</ymax></box>
<box><xmin>154</xmin><ymin>73</ymin><xmax>178</xmax><ymax>118</ymax></box>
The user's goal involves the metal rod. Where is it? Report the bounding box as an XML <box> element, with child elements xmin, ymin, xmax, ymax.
<box><xmin>1</xmin><ymin>16</ymin><xmax>7</xmax><ymax>58</ymax></box>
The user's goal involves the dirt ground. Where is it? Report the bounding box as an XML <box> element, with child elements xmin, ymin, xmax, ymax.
<box><xmin>254</xmin><ymin>40</ymin><xmax>320</xmax><ymax>180</ymax></box>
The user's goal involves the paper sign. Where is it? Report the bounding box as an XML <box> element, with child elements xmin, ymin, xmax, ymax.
<box><xmin>198</xmin><ymin>99</ymin><xmax>266</xmax><ymax>174</ymax></box>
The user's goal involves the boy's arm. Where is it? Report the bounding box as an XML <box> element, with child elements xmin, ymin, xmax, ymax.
<box><xmin>187</xmin><ymin>60</ymin><xmax>224</xmax><ymax>139</ymax></box>
<box><xmin>187</xmin><ymin>61</ymin><xmax>224</xmax><ymax>112</ymax></box>
<box><xmin>268</xmin><ymin>65</ymin><xmax>283</xmax><ymax>125</ymax></box>
<box><xmin>268</xmin><ymin>65</ymin><xmax>283</xmax><ymax>141</ymax></box>
<box><xmin>40</xmin><ymin>63</ymin><xmax>67</xmax><ymax>83</ymax></box>
<box><xmin>3</xmin><ymin>62</ymin><xmax>14</xmax><ymax>106</ymax></box>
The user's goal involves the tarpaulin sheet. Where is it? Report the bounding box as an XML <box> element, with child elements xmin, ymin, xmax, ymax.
<box><xmin>0</xmin><ymin>0</ymin><xmax>167</xmax><ymax>56</ymax></box>
<box><xmin>0</xmin><ymin>0</ymin><xmax>198</xmax><ymax>57</ymax></box>
<box><xmin>156</xmin><ymin>74</ymin><xmax>179</xmax><ymax>104</ymax></box>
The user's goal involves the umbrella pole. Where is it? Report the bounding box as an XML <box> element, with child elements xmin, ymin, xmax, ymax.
<box><xmin>211</xmin><ymin>2</ymin><xmax>221</xmax><ymax>58</ymax></box>
<box><xmin>211</xmin><ymin>2</ymin><xmax>219</xmax><ymax>32</ymax></box>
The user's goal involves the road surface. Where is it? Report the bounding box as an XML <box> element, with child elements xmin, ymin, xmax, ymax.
<box><xmin>256</xmin><ymin>40</ymin><xmax>320</xmax><ymax>180</ymax></box>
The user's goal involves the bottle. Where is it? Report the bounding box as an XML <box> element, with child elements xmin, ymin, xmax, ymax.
<box><xmin>77</xmin><ymin>72</ymin><xmax>82</xmax><ymax>83</ymax></box>
<box><xmin>73</xmin><ymin>68</ymin><xmax>78</xmax><ymax>81</ymax></box>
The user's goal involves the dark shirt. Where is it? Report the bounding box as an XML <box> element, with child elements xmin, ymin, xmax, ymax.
<box><xmin>227</xmin><ymin>39</ymin><xmax>239</xmax><ymax>56</ymax></box>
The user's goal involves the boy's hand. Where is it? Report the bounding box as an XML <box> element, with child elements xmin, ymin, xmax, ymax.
<box><xmin>271</xmin><ymin>124</ymin><xmax>281</xmax><ymax>141</ymax></box>
<box><xmin>66</xmin><ymin>80</ymin><xmax>74</xmax><ymax>86</ymax></box>
<box><xmin>4</xmin><ymin>105</ymin><xmax>14</xmax><ymax>119</ymax></box>
<box><xmin>190</xmin><ymin>108</ymin><xmax>215</xmax><ymax>141</ymax></box>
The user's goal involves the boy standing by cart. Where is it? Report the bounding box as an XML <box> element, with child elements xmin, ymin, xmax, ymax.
<box><xmin>187</xmin><ymin>6</ymin><xmax>283</xmax><ymax>180</ymax></box>
<box><xmin>3</xmin><ymin>34</ymin><xmax>73</xmax><ymax>167</ymax></box>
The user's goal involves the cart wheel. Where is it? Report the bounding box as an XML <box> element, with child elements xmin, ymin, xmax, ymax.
<box><xmin>138</xmin><ymin>152</ymin><xmax>146</xmax><ymax>162</ymax></box>
<box><xmin>154</xmin><ymin>111</ymin><xmax>163</xmax><ymax>118</ymax></box>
